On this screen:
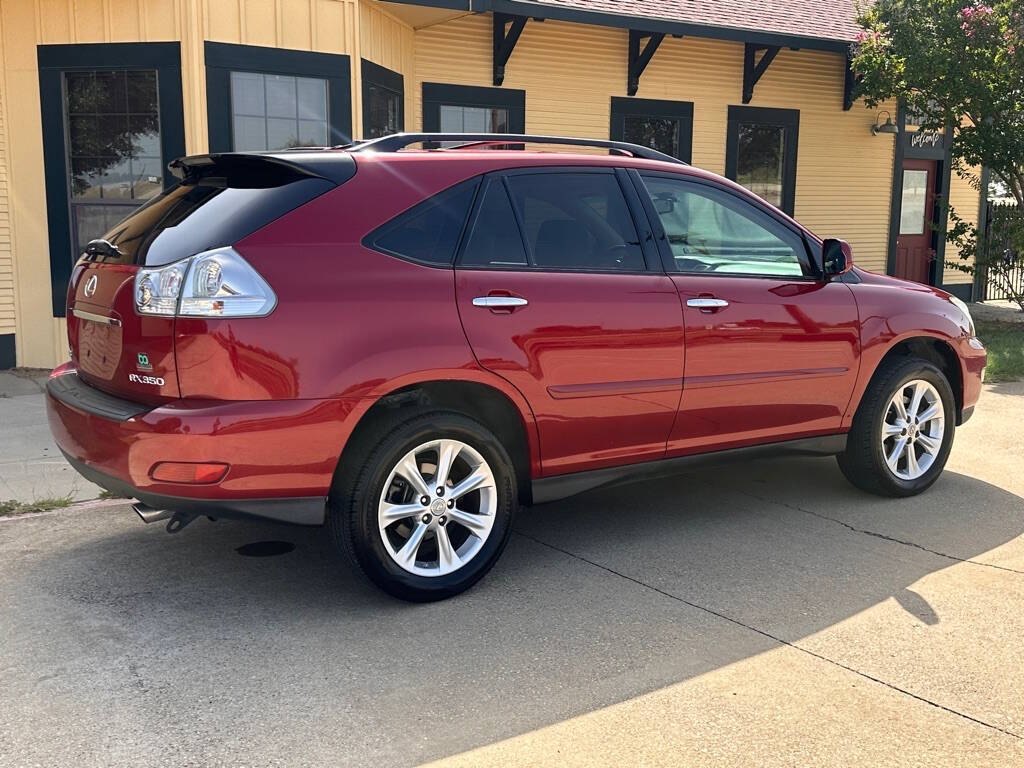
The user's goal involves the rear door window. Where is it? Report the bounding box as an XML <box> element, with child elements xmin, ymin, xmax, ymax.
<box><xmin>366</xmin><ymin>179</ymin><xmax>479</xmax><ymax>266</ymax></box>
<box><xmin>459</xmin><ymin>179</ymin><xmax>528</xmax><ymax>268</ymax></box>
<box><xmin>501</xmin><ymin>171</ymin><xmax>646</xmax><ymax>272</ymax></box>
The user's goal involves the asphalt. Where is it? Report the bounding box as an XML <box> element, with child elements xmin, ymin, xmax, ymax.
<box><xmin>1</xmin><ymin>381</ymin><xmax>1022</xmax><ymax>767</ymax></box>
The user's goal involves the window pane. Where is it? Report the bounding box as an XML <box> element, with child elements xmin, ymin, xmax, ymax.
<box><xmin>265</xmin><ymin>75</ymin><xmax>298</xmax><ymax>118</ymax></box>
<box><xmin>623</xmin><ymin>115</ymin><xmax>679</xmax><ymax>158</ymax></box>
<box><xmin>297</xmin><ymin>77</ymin><xmax>327</xmax><ymax>120</ymax></box>
<box><xmin>370</xmin><ymin>179</ymin><xmax>479</xmax><ymax>265</ymax></box>
<box><xmin>440</xmin><ymin>105</ymin><xmax>464</xmax><ymax>132</ymax></box>
<box><xmin>641</xmin><ymin>175</ymin><xmax>806</xmax><ymax>276</ymax></box>
<box><xmin>230</xmin><ymin>71</ymin><xmax>265</xmax><ymax>116</ymax></box>
<box><xmin>126</xmin><ymin>70</ymin><xmax>158</xmax><ymax>113</ymax></box>
<box><xmin>267</xmin><ymin>117</ymin><xmax>299</xmax><ymax>149</ymax></box>
<box><xmin>130</xmin><ymin>156</ymin><xmax>163</xmax><ymax>199</ymax></box>
<box><xmin>736</xmin><ymin>123</ymin><xmax>785</xmax><ymax>208</ymax></box>
<box><xmin>461</xmin><ymin>180</ymin><xmax>528</xmax><ymax>267</ymax></box>
<box><xmin>438</xmin><ymin>105</ymin><xmax>509</xmax><ymax>135</ymax></box>
<box><xmin>366</xmin><ymin>84</ymin><xmax>401</xmax><ymax>138</ymax></box>
<box><xmin>73</xmin><ymin>204</ymin><xmax>130</xmax><ymax>254</ymax></box>
<box><xmin>900</xmin><ymin>170</ymin><xmax>929</xmax><ymax>235</ymax></box>
<box><xmin>233</xmin><ymin>115</ymin><xmax>267</xmax><ymax>151</ymax></box>
<box><xmin>505</xmin><ymin>173</ymin><xmax>644</xmax><ymax>271</ymax></box>
<box><xmin>298</xmin><ymin>119</ymin><xmax>328</xmax><ymax>147</ymax></box>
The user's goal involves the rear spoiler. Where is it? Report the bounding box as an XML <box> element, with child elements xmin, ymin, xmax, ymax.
<box><xmin>168</xmin><ymin>151</ymin><xmax>356</xmax><ymax>186</ymax></box>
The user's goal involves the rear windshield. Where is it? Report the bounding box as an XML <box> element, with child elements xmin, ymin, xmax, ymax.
<box><xmin>84</xmin><ymin>160</ymin><xmax>339</xmax><ymax>266</ymax></box>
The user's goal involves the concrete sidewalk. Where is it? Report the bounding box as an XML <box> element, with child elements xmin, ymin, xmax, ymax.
<box><xmin>0</xmin><ymin>369</ymin><xmax>102</xmax><ymax>503</ymax></box>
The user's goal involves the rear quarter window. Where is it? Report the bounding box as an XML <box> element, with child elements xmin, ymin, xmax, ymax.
<box><xmin>364</xmin><ymin>179</ymin><xmax>480</xmax><ymax>266</ymax></box>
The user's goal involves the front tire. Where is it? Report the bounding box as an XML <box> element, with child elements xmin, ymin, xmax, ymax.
<box><xmin>837</xmin><ymin>358</ymin><xmax>955</xmax><ymax>497</ymax></box>
<box><xmin>329</xmin><ymin>411</ymin><xmax>517</xmax><ymax>601</ymax></box>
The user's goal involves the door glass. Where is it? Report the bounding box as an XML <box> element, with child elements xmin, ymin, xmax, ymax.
<box><xmin>900</xmin><ymin>169</ymin><xmax>929</xmax><ymax>235</ymax></box>
<box><xmin>460</xmin><ymin>180</ymin><xmax>528</xmax><ymax>267</ymax></box>
<box><xmin>230</xmin><ymin>71</ymin><xmax>328</xmax><ymax>150</ymax></box>
<box><xmin>623</xmin><ymin>115</ymin><xmax>679</xmax><ymax>158</ymax></box>
<box><xmin>365</xmin><ymin>83</ymin><xmax>402</xmax><ymax>138</ymax></box>
<box><xmin>641</xmin><ymin>175</ymin><xmax>807</xmax><ymax>277</ymax></box>
<box><xmin>65</xmin><ymin>69</ymin><xmax>162</xmax><ymax>256</ymax></box>
<box><xmin>368</xmin><ymin>179</ymin><xmax>479</xmax><ymax>265</ymax></box>
<box><xmin>505</xmin><ymin>173</ymin><xmax>645</xmax><ymax>271</ymax></box>
<box><xmin>736</xmin><ymin>123</ymin><xmax>786</xmax><ymax>208</ymax></box>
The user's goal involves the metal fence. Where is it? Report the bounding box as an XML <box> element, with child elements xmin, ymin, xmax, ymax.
<box><xmin>975</xmin><ymin>202</ymin><xmax>1024</xmax><ymax>302</ymax></box>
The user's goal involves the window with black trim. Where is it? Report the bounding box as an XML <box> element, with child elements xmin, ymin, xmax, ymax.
<box><xmin>205</xmin><ymin>42</ymin><xmax>352</xmax><ymax>153</ymax></box>
<box><xmin>422</xmin><ymin>83</ymin><xmax>526</xmax><ymax>135</ymax></box>
<box><xmin>366</xmin><ymin>179</ymin><xmax>479</xmax><ymax>266</ymax></box>
<box><xmin>610</xmin><ymin>97</ymin><xmax>693</xmax><ymax>162</ymax></box>
<box><xmin>38</xmin><ymin>42</ymin><xmax>186</xmax><ymax>317</ymax></box>
<box><xmin>641</xmin><ymin>174</ymin><xmax>810</xmax><ymax>277</ymax></box>
<box><xmin>460</xmin><ymin>179</ymin><xmax>528</xmax><ymax>268</ymax></box>
<box><xmin>725</xmin><ymin>106</ymin><xmax>799</xmax><ymax>215</ymax></box>
<box><xmin>362</xmin><ymin>59</ymin><xmax>404</xmax><ymax>139</ymax></box>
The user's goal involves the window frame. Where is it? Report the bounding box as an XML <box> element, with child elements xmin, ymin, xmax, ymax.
<box><xmin>422</xmin><ymin>83</ymin><xmax>526</xmax><ymax>133</ymax></box>
<box><xmin>455</xmin><ymin>166</ymin><xmax>659</xmax><ymax>275</ymax></box>
<box><xmin>609</xmin><ymin>96</ymin><xmax>693</xmax><ymax>163</ymax></box>
<box><xmin>38</xmin><ymin>42</ymin><xmax>186</xmax><ymax>317</ymax></box>
<box><xmin>629</xmin><ymin>169</ymin><xmax>819</xmax><ymax>281</ymax></box>
<box><xmin>205</xmin><ymin>42</ymin><xmax>352</xmax><ymax>153</ymax></box>
<box><xmin>725</xmin><ymin>105</ymin><xmax>799</xmax><ymax>216</ymax></box>
<box><xmin>361</xmin><ymin>59</ymin><xmax>404</xmax><ymax>139</ymax></box>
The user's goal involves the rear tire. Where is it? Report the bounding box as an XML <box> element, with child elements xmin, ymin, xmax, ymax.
<box><xmin>328</xmin><ymin>411</ymin><xmax>516</xmax><ymax>601</ymax></box>
<box><xmin>837</xmin><ymin>358</ymin><xmax>955</xmax><ymax>497</ymax></box>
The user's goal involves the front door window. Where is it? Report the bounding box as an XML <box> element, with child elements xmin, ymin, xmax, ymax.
<box><xmin>65</xmin><ymin>70</ymin><xmax>162</xmax><ymax>255</ymax></box>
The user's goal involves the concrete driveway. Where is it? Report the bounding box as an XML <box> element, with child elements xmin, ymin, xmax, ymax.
<box><xmin>2</xmin><ymin>382</ymin><xmax>1023</xmax><ymax>767</ymax></box>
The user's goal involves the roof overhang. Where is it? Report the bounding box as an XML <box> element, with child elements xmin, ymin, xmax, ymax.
<box><xmin>382</xmin><ymin>0</ymin><xmax>853</xmax><ymax>52</ymax></box>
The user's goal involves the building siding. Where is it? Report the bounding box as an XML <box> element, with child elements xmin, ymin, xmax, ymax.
<box><xmin>359</xmin><ymin>0</ymin><xmax>414</xmax><ymax>137</ymax></box>
<box><xmin>0</xmin><ymin>10</ymin><xmax>16</xmax><ymax>341</ymax></box>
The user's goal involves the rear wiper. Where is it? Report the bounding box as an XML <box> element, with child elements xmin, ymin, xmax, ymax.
<box><xmin>83</xmin><ymin>239</ymin><xmax>121</xmax><ymax>261</ymax></box>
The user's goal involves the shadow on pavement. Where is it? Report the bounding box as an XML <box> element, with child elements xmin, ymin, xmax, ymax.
<box><xmin>5</xmin><ymin>458</ymin><xmax>1022</xmax><ymax>766</ymax></box>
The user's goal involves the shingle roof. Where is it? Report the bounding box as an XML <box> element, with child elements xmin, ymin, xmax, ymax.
<box><xmin>505</xmin><ymin>0</ymin><xmax>861</xmax><ymax>45</ymax></box>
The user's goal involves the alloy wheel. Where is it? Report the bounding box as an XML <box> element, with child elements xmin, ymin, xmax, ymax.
<box><xmin>377</xmin><ymin>439</ymin><xmax>497</xmax><ymax>577</ymax></box>
<box><xmin>881</xmin><ymin>379</ymin><xmax>945</xmax><ymax>481</ymax></box>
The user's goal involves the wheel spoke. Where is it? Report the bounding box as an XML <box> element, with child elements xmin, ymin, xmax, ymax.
<box><xmin>448</xmin><ymin>507</ymin><xmax>490</xmax><ymax>535</ymax></box>
<box><xmin>882</xmin><ymin>421</ymin><xmax>904</xmax><ymax>437</ymax></box>
<box><xmin>908</xmin><ymin>381</ymin><xmax>927</xmax><ymax>419</ymax></box>
<box><xmin>449</xmin><ymin>466</ymin><xmax>494</xmax><ymax>500</ymax></box>
<box><xmin>886</xmin><ymin>436</ymin><xmax>908</xmax><ymax>472</ymax></box>
<box><xmin>396</xmin><ymin>522</ymin><xmax>428</xmax><ymax>565</ymax></box>
<box><xmin>905</xmin><ymin>443</ymin><xmax>921</xmax><ymax>476</ymax></box>
<box><xmin>435</xmin><ymin>526</ymin><xmax>460</xmax><ymax>572</ymax></box>
<box><xmin>917</xmin><ymin>403</ymin><xmax>942</xmax><ymax>424</ymax></box>
<box><xmin>396</xmin><ymin>454</ymin><xmax>431</xmax><ymax>498</ymax></box>
<box><xmin>379</xmin><ymin>502</ymin><xmax>422</xmax><ymax>526</ymax></box>
<box><xmin>916</xmin><ymin>433</ymin><xmax>942</xmax><ymax>454</ymax></box>
<box><xmin>892</xmin><ymin>390</ymin><xmax>909</xmax><ymax>422</ymax></box>
<box><xmin>433</xmin><ymin>440</ymin><xmax>460</xmax><ymax>489</ymax></box>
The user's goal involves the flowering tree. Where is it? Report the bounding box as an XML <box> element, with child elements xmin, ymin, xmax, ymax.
<box><xmin>852</xmin><ymin>0</ymin><xmax>1024</xmax><ymax>308</ymax></box>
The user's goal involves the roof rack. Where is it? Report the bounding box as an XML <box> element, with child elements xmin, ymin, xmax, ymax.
<box><xmin>348</xmin><ymin>133</ymin><xmax>687</xmax><ymax>165</ymax></box>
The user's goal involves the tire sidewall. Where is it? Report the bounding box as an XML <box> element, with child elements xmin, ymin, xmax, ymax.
<box><xmin>349</xmin><ymin>414</ymin><xmax>516</xmax><ymax>600</ymax></box>
<box><xmin>867</xmin><ymin>361</ymin><xmax>956</xmax><ymax>496</ymax></box>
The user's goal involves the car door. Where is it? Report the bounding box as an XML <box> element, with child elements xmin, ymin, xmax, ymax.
<box><xmin>633</xmin><ymin>170</ymin><xmax>860</xmax><ymax>456</ymax></box>
<box><xmin>454</xmin><ymin>167</ymin><xmax>684</xmax><ymax>475</ymax></box>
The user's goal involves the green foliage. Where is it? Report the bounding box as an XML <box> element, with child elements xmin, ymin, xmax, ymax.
<box><xmin>0</xmin><ymin>496</ymin><xmax>73</xmax><ymax>517</ymax></box>
<box><xmin>974</xmin><ymin>319</ymin><xmax>1024</xmax><ymax>380</ymax></box>
<box><xmin>851</xmin><ymin>0</ymin><xmax>1024</xmax><ymax>206</ymax></box>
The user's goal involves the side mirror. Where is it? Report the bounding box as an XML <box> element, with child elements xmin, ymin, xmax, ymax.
<box><xmin>822</xmin><ymin>238</ymin><xmax>853</xmax><ymax>277</ymax></box>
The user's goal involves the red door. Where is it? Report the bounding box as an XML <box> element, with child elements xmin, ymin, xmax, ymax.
<box><xmin>455</xmin><ymin>170</ymin><xmax>685</xmax><ymax>475</ymax></box>
<box><xmin>634</xmin><ymin>172</ymin><xmax>861</xmax><ymax>455</ymax></box>
<box><xmin>894</xmin><ymin>158</ymin><xmax>937</xmax><ymax>284</ymax></box>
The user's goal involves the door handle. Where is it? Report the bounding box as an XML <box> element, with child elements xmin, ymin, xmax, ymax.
<box><xmin>473</xmin><ymin>296</ymin><xmax>528</xmax><ymax>308</ymax></box>
<box><xmin>686</xmin><ymin>297</ymin><xmax>729</xmax><ymax>310</ymax></box>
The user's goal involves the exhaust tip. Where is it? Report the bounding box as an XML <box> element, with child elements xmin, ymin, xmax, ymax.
<box><xmin>133</xmin><ymin>502</ymin><xmax>173</xmax><ymax>524</ymax></box>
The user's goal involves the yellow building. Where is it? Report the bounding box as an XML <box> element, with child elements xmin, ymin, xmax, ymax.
<box><xmin>0</xmin><ymin>0</ymin><xmax>984</xmax><ymax>369</ymax></box>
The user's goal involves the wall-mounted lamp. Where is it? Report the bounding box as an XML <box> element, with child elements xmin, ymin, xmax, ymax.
<box><xmin>871</xmin><ymin>110</ymin><xmax>899</xmax><ymax>135</ymax></box>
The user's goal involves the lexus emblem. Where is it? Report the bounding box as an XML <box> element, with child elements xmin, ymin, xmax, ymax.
<box><xmin>84</xmin><ymin>275</ymin><xmax>98</xmax><ymax>298</ymax></box>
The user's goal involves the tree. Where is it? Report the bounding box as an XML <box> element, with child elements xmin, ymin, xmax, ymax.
<box><xmin>851</xmin><ymin>0</ymin><xmax>1024</xmax><ymax>309</ymax></box>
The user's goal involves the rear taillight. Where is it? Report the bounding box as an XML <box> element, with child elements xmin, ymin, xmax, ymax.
<box><xmin>134</xmin><ymin>247</ymin><xmax>276</xmax><ymax>318</ymax></box>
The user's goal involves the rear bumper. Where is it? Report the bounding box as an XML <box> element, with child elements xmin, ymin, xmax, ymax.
<box><xmin>46</xmin><ymin>366</ymin><xmax>362</xmax><ymax>525</ymax></box>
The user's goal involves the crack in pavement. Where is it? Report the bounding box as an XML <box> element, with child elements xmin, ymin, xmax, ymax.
<box><xmin>514</xmin><ymin>530</ymin><xmax>1023</xmax><ymax>742</ymax></box>
<box><xmin>733</xmin><ymin>489</ymin><xmax>1024</xmax><ymax>577</ymax></box>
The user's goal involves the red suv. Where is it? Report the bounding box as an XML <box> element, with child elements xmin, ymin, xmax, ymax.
<box><xmin>47</xmin><ymin>133</ymin><xmax>986</xmax><ymax>600</ymax></box>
